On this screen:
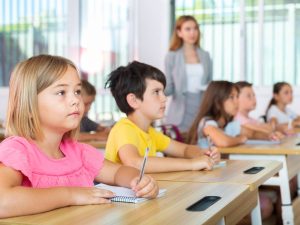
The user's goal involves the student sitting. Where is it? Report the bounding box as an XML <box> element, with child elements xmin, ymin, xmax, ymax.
<box><xmin>266</xmin><ymin>81</ymin><xmax>299</xmax><ymax>220</ymax></box>
<box><xmin>187</xmin><ymin>81</ymin><xmax>281</xmax><ymax>148</ymax></box>
<box><xmin>235</xmin><ymin>81</ymin><xmax>284</xmax><ymax>138</ymax></box>
<box><xmin>266</xmin><ymin>82</ymin><xmax>300</xmax><ymax>134</ymax></box>
<box><xmin>187</xmin><ymin>81</ymin><xmax>247</xmax><ymax>147</ymax></box>
<box><xmin>0</xmin><ymin>55</ymin><xmax>158</xmax><ymax>218</ymax></box>
<box><xmin>78</xmin><ymin>79</ymin><xmax>110</xmax><ymax>141</ymax></box>
<box><xmin>104</xmin><ymin>61</ymin><xmax>220</xmax><ymax>173</ymax></box>
<box><xmin>187</xmin><ymin>80</ymin><xmax>274</xmax><ymax>221</ymax></box>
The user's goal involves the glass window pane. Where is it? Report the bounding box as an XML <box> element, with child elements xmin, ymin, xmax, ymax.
<box><xmin>0</xmin><ymin>0</ymin><xmax>69</xmax><ymax>86</ymax></box>
<box><xmin>174</xmin><ymin>0</ymin><xmax>240</xmax><ymax>82</ymax></box>
<box><xmin>0</xmin><ymin>0</ymin><xmax>131</xmax><ymax>120</ymax></box>
<box><xmin>174</xmin><ymin>0</ymin><xmax>300</xmax><ymax>86</ymax></box>
<box><xmin>79</xmin><ymin>0</ymin><xmax>130</xmax><ymax>121</ymax></box>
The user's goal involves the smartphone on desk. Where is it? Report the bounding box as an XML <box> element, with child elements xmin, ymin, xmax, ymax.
<box><xmin>186</xmin><ymin>196</ymin><xmax>221</xmax><ymax>211</ymax></box>
<box><xmin>243</xmin><ymin>166</ymin><xmax>264</xmax><ymax>174</ymax></box>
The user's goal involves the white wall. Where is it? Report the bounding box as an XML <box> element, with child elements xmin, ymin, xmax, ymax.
<box><xmin>0</xmin><ymin>87</ymin><xmax>9</xmax><ymax>124</ymax></box>
<box><xmin>135</xmin><ymin>0</ymin><xmax>170</xmax><ymax>72</ymax></box>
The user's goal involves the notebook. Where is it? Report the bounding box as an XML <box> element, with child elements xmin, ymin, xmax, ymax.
<box><xmin>245</xmin><ymin>140</ymin><xmax>281</xmax><ymax>145</ymax></box>
<box><xmin>213</xmin><ymin>160</ymin><xmax>227</xmax><ymax>169</ymax></box>
<box><xmin>95</xmin><ymin>183</ymin><xmax>166</xmax><ymax>204</ymax></box>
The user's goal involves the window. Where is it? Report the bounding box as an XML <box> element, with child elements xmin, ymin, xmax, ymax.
<box><xmin>173</xmin><ymin>0</ymin><xmax>300</xmax><ymax>86</ymax></box>
<box><xmin>79</xmin><ymin>0</ymin><xmax>132</xmax><ymax>122</ymax></box>
<box><xmin>0</xmin><ymin>0</ymin><xmax>132</xmax><ymax>121</ymax></box>
<box><xmin>0</xmin><ymin>0</ymin><xmax>71</xmax><ymax>86</ymax></box>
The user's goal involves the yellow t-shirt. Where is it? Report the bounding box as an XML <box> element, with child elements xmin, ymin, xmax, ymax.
<box><xmin>105</xmin><ymin>118</ymin><xmax>171</xmax><ymax>163</ymax></box>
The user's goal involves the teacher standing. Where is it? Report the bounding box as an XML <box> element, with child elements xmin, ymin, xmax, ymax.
<box><xmin>164</xmin><ymin>15</ymin><xmax>213</xmax><ymax>133</ymax></box>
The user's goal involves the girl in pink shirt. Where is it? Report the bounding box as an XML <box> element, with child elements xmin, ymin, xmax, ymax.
<box><xmin>0</xmin><ymin>55</ymin><xmax>158</xmax><ymax>218</ymax></box>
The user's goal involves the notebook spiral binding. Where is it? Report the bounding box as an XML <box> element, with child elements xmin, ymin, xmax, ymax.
<box><xmin>111</xmin><ymin>196</ymin><xmax>140</xmax><ymax>203</ymax></box>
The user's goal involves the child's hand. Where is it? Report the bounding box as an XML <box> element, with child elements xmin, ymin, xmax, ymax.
<box><xmin>190</xmin><ymin>155</ymin><xmax>214</xmax><ymax>171</ymax></box>
<box><xmin>130</xmin><ymin>175</ymin><xmax>159</xmax><ymax>199</ymax></box>
<box><xmin>269</xmin><ymin>131</ymin><xmax>285</xmax><ymax>141</ymax></box>
<box><xmin>283</xmin><ymin>128</ymin><xmax>296</xmax><ymax>136</ymax></box>
<box><xmin>239</xmin><ymin>135</ymin><xmax>248</xmax><ymax>144</ymax></box>
<box><xmin>204</xmin><ymin>146</ymin><xmax>220</xmax><ymax>163</ymax></box>
<box><xmin>70</xmin><ymin>187</ymin><xmax>115</xmax><ymax>205</ymax></box>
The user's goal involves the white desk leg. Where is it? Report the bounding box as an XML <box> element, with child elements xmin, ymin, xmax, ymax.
<box><xmin>217</xmin><ymin>217</ymin><xmax>225</xmax><ymax>225</ymax></box>
<box><xmin>229</xmin><ymin>154</ymin><xmax>294</xmax><ymax>225</ymax></box>
<box><xmin>279</xmin><ymin>159</ymin><xmax>294</xmax><ymax>225</ymax></box>
<box><xmin>250</xmin><ymin>194</ymin><xmax>262</xmax><ymax>225</ymax></box>
<box><xmin>229</xmin><ymin>155</ymin><xmax>263</xmax><ymax>225</ymax></box>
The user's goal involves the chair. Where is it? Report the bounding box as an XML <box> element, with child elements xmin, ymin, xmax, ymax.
<box><xmin>158</xmin><ymin>124</ymin><xmax>183</xmax><ymax>142</ymax></box>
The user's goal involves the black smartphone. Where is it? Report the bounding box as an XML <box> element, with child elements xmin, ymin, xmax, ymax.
<box><xmin>243</xmin><ymin>166</ymin><xmax>264</xmax><ymax>174</ymax></box>
<box><xmin>296</xmin><ymin>142</ymin><xmax>300</xmax><ymax>146</ymax></box>
<box><xmin>186</xmin><ymin>196</ymin><xmax>221</xmax><ymax>211</ymax></box>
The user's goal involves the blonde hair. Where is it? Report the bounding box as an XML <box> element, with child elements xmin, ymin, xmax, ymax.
<box><xmin>169</xmin><ymin>15</ymin><xmax>200</xmax><ymax>51</ymax></box>
<box><xmin>6</xmin><ymin>54</ymin><xmax>80</xmax><ymax>141</ymax></box>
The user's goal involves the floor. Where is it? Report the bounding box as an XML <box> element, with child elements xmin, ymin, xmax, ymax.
<box><xmin>263</xmin><ymin>215</ymin><xmax>279</xmax><ymax>225</ymax></box>
<box><xmin>238</xmin><ymin>214</ymin><xmax>280</xmax><ymax>225</ymax></box>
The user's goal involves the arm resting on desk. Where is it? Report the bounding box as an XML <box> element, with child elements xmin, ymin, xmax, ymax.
<box><xmin>204</xmin><ymin>126</ymin><xmax>247</xmax><ymax>147</ymax></box>
<box><xmin>0</xmin><ymin>164</ymin><xmax>79</xmax><ymax>218</ymax></box>
<box><xmin>0</xmin><ymin>160</ymin><xmax>157</xmax><ymax>218</ymax></box>
<box><xmin>118</xmin><ymin>144</ymin><xmax>214</xmax><ymax>173</ymax></box>
<box><xmin>95</xmin><ymin>160</ymin><xmax>159</xmax><ymax>199</ymax></box>
<box><xmin>164</xmin><ymin>139</ymin><xmax>220</xmax><ymax>163</ymax></box>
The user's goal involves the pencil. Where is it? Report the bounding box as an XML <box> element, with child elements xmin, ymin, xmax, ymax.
<box><xmin>138</xmin><ymin>147</ymin><xmax>149</xmax><ymax>184</ymax></box>
<box><xmin>206</xmin><ymin>135</ymin><xmax>212</xmax><ymax>152</ymax></box>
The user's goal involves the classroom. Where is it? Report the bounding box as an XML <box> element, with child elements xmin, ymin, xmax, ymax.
<box><xmin>0</xmin><ymin>1</ymin><xmax>300</xmax><ymax>225</ymax></box>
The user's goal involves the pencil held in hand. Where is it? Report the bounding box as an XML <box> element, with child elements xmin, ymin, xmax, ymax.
<box><xmin>205</xmin><ymin>135</ymin><xmax>220</xmax><ymax>163</ymax></box>
<box><xmin>288</xmin><ymin>118</ymin><xmax>293</xmax><ymax>130</ymax></box>
<box><xmin>137</xmin><ymin>147</ymin><xmax>149</xmax><ymax>184</ymax></box>
<box><xmin>206</xmin><ymin>135</ymin><xmax>213</xmax><ymax>151</ymax></box>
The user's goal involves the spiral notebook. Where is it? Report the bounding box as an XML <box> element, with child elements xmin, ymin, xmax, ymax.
<box><xmin>245</xmin><ymin>140</ymin><xmax>281</xmax><ymax>145</ymax></box>
<box><xmin>95</xmin><ymin>183</ymin><xmax>166</xmax><ymax>204</ymax></box>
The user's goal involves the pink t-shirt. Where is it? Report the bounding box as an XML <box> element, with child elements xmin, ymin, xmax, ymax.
<box><xmin>0</xmin><ymin>136</ymin><xmax>104</xmax><ymax>188</ymax></box>
<box><xmin>235</xmin><ymin>112</ymin><xmax>259</xmax><ymax>125</ymax></box>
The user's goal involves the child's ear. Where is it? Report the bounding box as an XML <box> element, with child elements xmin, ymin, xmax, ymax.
<box><xmin>126</xmin><ymin>93</ymin><xmax>139</xmax><ymax>109</ymax></box>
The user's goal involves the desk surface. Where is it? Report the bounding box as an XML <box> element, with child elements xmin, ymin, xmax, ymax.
<box><xmin>150</xmin><ymin>160</ymin><xmax>282</xmax><ymax>191</ymax></box>
<box><xmin>220</xmin><ymin>135</ymin><xmax>300</xmax><ymax>155</ymax></box>
<box><xmin>0</xmin><ymin>181</ymin><xmax>250</xmax><ymax>225</ymax></box>
<box><xmin>81</xmin><ymin>140</ymin><xmax>106</xmax><ymax>149</ymax></box>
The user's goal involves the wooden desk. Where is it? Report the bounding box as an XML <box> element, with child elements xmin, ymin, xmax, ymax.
<box><xmin>0</xmin><ymin>181</ymin><xmax>250</xmax><ymax>225</ymax></box>
<box><xmin>220</xmin><ymin>136</ymin><xmax>300</xmax><ymax>225</ymax></box>
<box><xmin>81</xmin><ymin>140</ymin><xmax>106</xmax><ymax>149</ymax></box>
<box><xmin>221</xmin><ymin>135</ymin><xmax>300</xmax><ymax>155</ymax></box>
<box><xmin>151</xmin><ymin>159</ymin><xmax>282</xmax><ymax>191</ymax></box>
<box><xmin>151</xmin><ymin>159</ymin><xmax>282</xmax><ymax>225</ymax></box>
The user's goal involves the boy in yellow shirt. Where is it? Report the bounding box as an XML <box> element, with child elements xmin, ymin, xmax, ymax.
<box><xmin>104</xmin><ymin>61</ymin><xmax>220</xmax><ymax>172</ymax></box>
